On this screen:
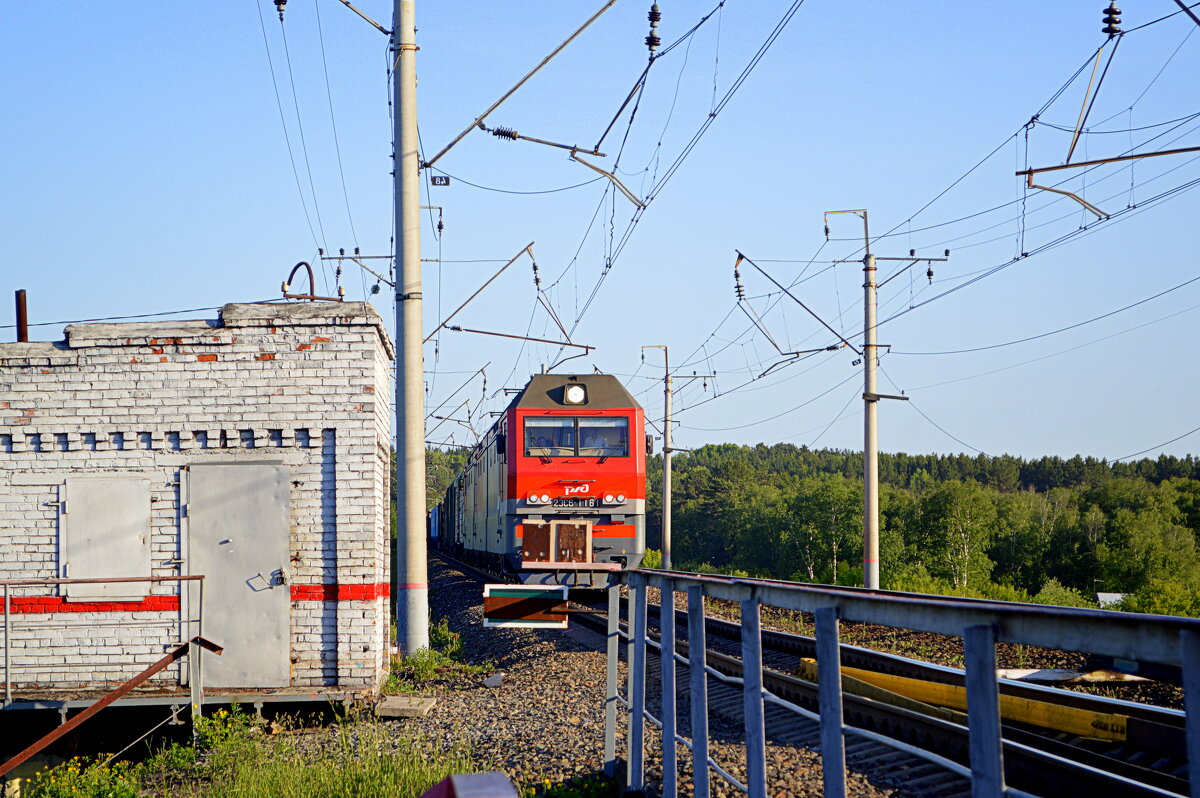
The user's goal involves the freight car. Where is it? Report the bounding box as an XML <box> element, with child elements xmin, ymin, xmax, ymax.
<box><xmin>430</xmin><ymin>373</ymin><xmax>646</xmax><ymax>587</ymax></box>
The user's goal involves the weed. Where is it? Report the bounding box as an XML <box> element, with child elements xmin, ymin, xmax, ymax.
<box><xmin>522</xmin><ymin>773</ymin><xmax>619</xmax><ymax>798</ymax></box>
<box><xmin>25</xmin><ymin>757</ymin><xmax>140</xmax><ymax>798</ymax></box>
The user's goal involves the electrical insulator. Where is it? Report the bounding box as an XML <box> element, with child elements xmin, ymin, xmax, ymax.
<box><xmin>339</xmin><ymin>247</ymin><xmax>345</xmax><ymax>256</ymax></box>
<box><xmin>275</xmin><ymin>0</ymin><xmax>286</xmax><ymax>22</ymax></box>
<box><xmin>824</xmin><ymin>224</ymin><xmax>830</xmax><ymax>238</ymax></box>
<box><xmin>318</xmin><ymin>247</ymin><xmax>324</xmax><ymax>256</ymax></box>
<box><xmin>734</xmin><ymin>266</ymin><xmax>745</xmax><ymax>300</ymax></box>
<box><xmin>1102</xmin><ymin>2</ymin><xmax>1122</xmax><ymax>36</ymax></box>
<box><xmin>944</xmin><ymin>249</ymin><xmax>950</xmax><ymax>257</ymax></box>
<box><xmin>646</xmin><ymin>3</ymin><xmax>661</xmax><ymax>53</ymax></box>
<box><xmin>491</xmin><ymin>126</ymin><xmax>519</xmax><ymax>140</ymax></box>
<box><xmin>437</xmin><ymin>220</ymin><xmax>444</xmax><ymax>234</ymax></box>
<box><xmin>909</xmin><ymin>248</ymin><xmax>915</xmax><ymax>257</ymax></box>
<box><xmin>354</xmin><ymin>247</ymin><xmax>360</xmax><ymax>256</ymax></box>
<box><xmin>926</xmin><ymin>266</ymin><xmax>934</xmax><ymax>284</ymax></box>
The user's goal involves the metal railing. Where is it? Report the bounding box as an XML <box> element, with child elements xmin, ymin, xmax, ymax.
<box><xmin>604</xmin><ymin>569</ymin><xmax>1200</xmax><ymax>798</ymax></box>
<box><xmin>2</xmin><ymin>575</ymin><xmax>205</xmax><ymax>706</ymax></box>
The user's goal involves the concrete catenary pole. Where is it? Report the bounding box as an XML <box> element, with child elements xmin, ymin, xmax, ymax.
<box><xmin>862</xmin><ymin>252</ymin><xmax>880</xmax><ymax>590</ymax></box>
<box><xmin>393</xmin><ymin>0</ymin><xmax>428</xmax><ymax>653</ymax></box>
<box><xmin>662</xmin><ymin>348</ymin><xmax>673</xmax><ymax>571</ymax></box>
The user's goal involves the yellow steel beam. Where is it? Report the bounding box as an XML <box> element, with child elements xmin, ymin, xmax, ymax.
<box><xmin>798</xmin><ymin>659</ymin><xmax>1127</xmax><ymax>742</ymax></box>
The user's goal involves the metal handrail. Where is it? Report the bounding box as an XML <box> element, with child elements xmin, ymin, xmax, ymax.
<box><xmin>605</xmin><ymin>569</ymin><xmax>1200</xmax><ymax>798</ymax></box>
<box><xmin>3</xmin><ymin>575</ymin><xmax>205</xmax><ymax>707</ymax></box>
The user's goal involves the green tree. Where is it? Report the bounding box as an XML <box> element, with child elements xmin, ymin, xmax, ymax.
<box><xmin>917</xmin><ymin>481</ymin><xmax>997</xmax><ymax>588</ymax></box>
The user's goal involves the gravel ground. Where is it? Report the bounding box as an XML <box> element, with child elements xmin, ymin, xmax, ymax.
<box><xmin>376</xmin><ymin>558</ymin><xmax>915</xmax><ymax>798</ymax></box>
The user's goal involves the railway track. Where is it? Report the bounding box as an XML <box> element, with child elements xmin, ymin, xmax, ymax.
<box><xmin>644</xmin><ymin>602</ymin><xmax>1189</xmax><ymax>783</ymax></box>
<box><xmin>434</xmin><ymin>552</ymin><xmax>1190</xmax><ymax>797</ymax></box>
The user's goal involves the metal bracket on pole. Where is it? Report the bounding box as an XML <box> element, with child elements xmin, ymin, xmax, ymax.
<box><xmin>423</xmin><ymin>0</ymin><xmax>620</xmax><ymax>168</ymax></box>
<box><xmin>1016</xmin><ymin>145</ymin><xmax>1200</xmax><ymax>220</ymax></box>
<box><xmin>570</xmin><ymin>153</ymin><xmax>646</xmax><ymax>209</ymax></box>
<box><xmin>424</xmin><ymin>243</ymin><xmax>534</xmax><ymax>342</ymax></box>
<box><xmin>864</xmin><ymin>392</ymin><xmax>909</xmax><ymax>402</ymax></box>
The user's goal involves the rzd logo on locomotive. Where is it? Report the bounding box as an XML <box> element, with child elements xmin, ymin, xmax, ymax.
<box><xmin>564</xmin><ymin>484</ymin><xmax>590</xmax><ymax>495</ymax></box>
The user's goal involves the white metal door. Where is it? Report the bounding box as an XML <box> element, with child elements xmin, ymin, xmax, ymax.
<box><xmin>187</xmin><ymin>464</ymin><xmax>291</xmax><ymax>687</ymax></box>
<box><xmin>60</xmin><ymin>476</ymin><xmax>152</xmax><ymax>600</ymax></box>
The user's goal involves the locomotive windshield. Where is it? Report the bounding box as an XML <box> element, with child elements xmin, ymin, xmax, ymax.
<box><xmin>525</xmin><ymin>417</ymin><xmax>629</xmax><ymax>457</ymax></box>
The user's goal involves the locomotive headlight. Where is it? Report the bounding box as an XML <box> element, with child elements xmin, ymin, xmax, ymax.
<box><xmin>563</xmin><ymin>383</ymin><xmax>587</xmax><ymax>404</ymax></box>
<box><xmin>604</xmin><ymin>494</ymin><xmax>615</xmax><ymax>503</ymax></box>
<box><xmin>527</xmin><ymin>493</ymin><xmax>541</xmax><ymax>504</ymax></box>
<box><xmin>540</xmin><ymin>494</ymin><xmax>551</xmax><ymax>504</ymax></box>
<box><xmin>616</xmin><ymin>494</ymin><xmax>626</xmax><ymax>503</ymax></box>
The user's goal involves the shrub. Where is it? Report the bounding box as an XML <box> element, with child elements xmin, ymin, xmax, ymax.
<box><xmin>1031</xmin><ymin>578</ymin><xmax>1097</xmax><ymax>608</ymax></box>
<box><xmin>640</xmin><ymin>548</ymin><xmax>662</xmax><ymax>569</ymax></box>
<box><xmin>1119</xmin><ymin>578</ymin><xmax>1200</xmax><ymax>617</ymax></box>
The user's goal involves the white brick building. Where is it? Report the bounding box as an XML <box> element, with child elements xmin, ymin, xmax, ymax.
<box><xmin>0</xmin><ymin>302</ymin><xmax>393</xmax><ymax>696</ymax></box>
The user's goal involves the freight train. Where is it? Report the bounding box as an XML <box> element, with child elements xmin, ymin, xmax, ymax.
<box><xmin>429</xmin><ymin>373</ymin><xmax>647</xmax><ymax>587</ymax></box>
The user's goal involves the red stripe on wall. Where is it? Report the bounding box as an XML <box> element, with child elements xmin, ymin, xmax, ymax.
<box><xmin>7</xmin><ymin>585</ymin><xmax>392</xmax><ymax>613</ymax></box>
<box><xmin>7</xmin><ymin>596</ymin><xmax>180</xmax><ymax>614</ymax></box>
<box><xmin>289</xmin><ymin>583</ymin><xmax>392</xmax><ymax>601</ymax></box>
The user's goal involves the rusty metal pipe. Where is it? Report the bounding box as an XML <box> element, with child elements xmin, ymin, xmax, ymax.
<box><xmin>15</xmin><ymin>290</ymin><xmax>28</xmax><ymax>343</ymax></box>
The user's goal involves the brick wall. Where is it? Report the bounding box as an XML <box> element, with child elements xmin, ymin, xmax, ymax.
<box><xmin>0</xmin><ymin>302</ymin><xmax>393</xmax><ymax>693</ymax></box>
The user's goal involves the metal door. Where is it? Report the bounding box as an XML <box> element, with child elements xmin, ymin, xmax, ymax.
<box><xmin>186</xmin><ymin>464</ymin><xmax>291</xmax><ymax>687</ymax></box>
<box><xmin>60</xmin><ymin>476</ymin><xmax>152</xmax><ymax>600</ymax></box>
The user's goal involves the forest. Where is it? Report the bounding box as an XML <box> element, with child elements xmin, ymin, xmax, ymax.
<box><xmin>423</xmin><ymin>444</ymin><xmax>1200</xmax><ymax>616</ymax></box>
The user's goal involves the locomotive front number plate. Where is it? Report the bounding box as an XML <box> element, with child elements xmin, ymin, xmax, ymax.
<box><xmin>551</xmin><ymin>497</ymin><xmax>597</xmax><ymax>508</ymax></box>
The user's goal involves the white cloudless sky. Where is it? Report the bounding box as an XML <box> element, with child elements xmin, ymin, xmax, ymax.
<box><xmin>2</xmin><ymin>1</ymin><xmax>1198</xmax><ymax>461</ymax></box>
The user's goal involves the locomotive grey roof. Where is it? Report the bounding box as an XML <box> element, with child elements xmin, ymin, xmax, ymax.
<box><xmin>507</xmin><ymin>374</ymin><xmax>642</xmax><ymax>411</ymax></box>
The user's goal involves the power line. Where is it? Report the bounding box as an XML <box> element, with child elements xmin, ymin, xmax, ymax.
<box><xmin>426</xmin><ymin>167</ymin><xmax>604</xmax><ymax>195</ymax></box>
<box><xmin>313</xmin><ymin>0</ymin><xmax>359</xmax><ymax>248</ymax></box>
<box><xmin>893</xmin><ymin>274</ymin><xmax>1200</xmax><ymax>355</ymax></box>
<box><xmin>278</xmin><ymin>15</ymin><xmax>330</xmax><ymax>259</ymax></box>
<box><xmin>0</xmin><ymin>300</ymin><xmax>284</xmax><ymax>330</ymax></box>
<box><xmin>255</xmin><ymin>2</ymin><xmax>321</xmax><ymax>251</ymax></box>
<box><xmin>906</xmin><ymin>300</ymin><xmax>1200</xmax><ymax>392</ymax></box>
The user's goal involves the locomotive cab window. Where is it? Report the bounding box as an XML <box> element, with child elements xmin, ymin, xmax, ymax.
<box><xmin>578</xmin><ymin>418</ymin><xmax>628</xmax><ymax>457</ymax></box>
<box><xmin>525</xmin><ymin>417</ymin><xmax>629</xmax><ymax>457</ymax></box>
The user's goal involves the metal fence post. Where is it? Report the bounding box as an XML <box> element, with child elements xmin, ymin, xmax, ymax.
<box><xmin>740</xmin><ymin>597</ymin><xmax>766</xmax><ymax>798</ymax></box>
<box><xmin>604</xmin><ymin>582</ymin><xmax>619</xmax><ymax>778</ymax></box>
<box><xmin>188</xmin><ymin>637</ymin><xmax>203</xmax><ymax>734</ymax></box>
<box><xmin>815</xmin><ymin>606</ymin><xmax>846</xmax><ymax>798</ymax></box>
<box><xmin>660</xmin><ymin>581</ymin><xmax>678</xmax><ymax>798</ymax></box>
<box><xmin>687</xmin><ymin>585</ymin><xmax>710</xmax><ymax>798</ymax></box>
<box><xmin>4</xmin><ymin>584</ymin><xmax>10</xmax><ymax>706</ymax></box>
<box><xmin>629</xmin><ymin>572</ymin><xmax>648</xmax><ymax>792</ymax></box>
<box><xmin>1181</xmin><ymin>628</ymin><xmax>1200</xmax><ymax>798</ymax></box>
<box><xmin>964</xmin><ymin>624</ymin><xmax>1005</xmax><ymax>798</ymax></box>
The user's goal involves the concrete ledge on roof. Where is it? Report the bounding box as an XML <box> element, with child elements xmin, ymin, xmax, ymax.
<box><xmin>65</xmin><ymin>321</ymin><xmax>228</xmax><ymax>348</ymax></box>
<box><xmin>222</xmin><ymin>302</ymin><xmax>393</xmax><ymax>357</ymax></box>
<box><xmin>221</xmin><ymin>301</ymin><xmax>380</xmax><ymax>325</ymax></box>
<box><xmin>0</xmin><ymin>341</ymin><xmax>79</xmax><ymax>367</ymax></box>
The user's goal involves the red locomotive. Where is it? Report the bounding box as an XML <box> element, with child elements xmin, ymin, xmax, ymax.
<box><xmin>430</xmin><ymin>374</ymin><xmax>647</xmax><ymax>586</ymax></box>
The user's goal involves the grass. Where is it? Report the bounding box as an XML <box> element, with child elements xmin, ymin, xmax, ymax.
<box><xmin>26</xmin><ymin>705</ymin><xmax>473</xmax><ymax>798</ymax></box>
<box><xmin>385</xmin><ymin>618</ymin><xmax>490</xmax><ymax>694</ymax></box>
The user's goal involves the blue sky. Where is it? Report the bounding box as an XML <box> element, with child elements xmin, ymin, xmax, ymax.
<box><xmin>3</xmin><ymin>1</ymin><xmax>1199</xmax><ymax>461</ymax></box>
